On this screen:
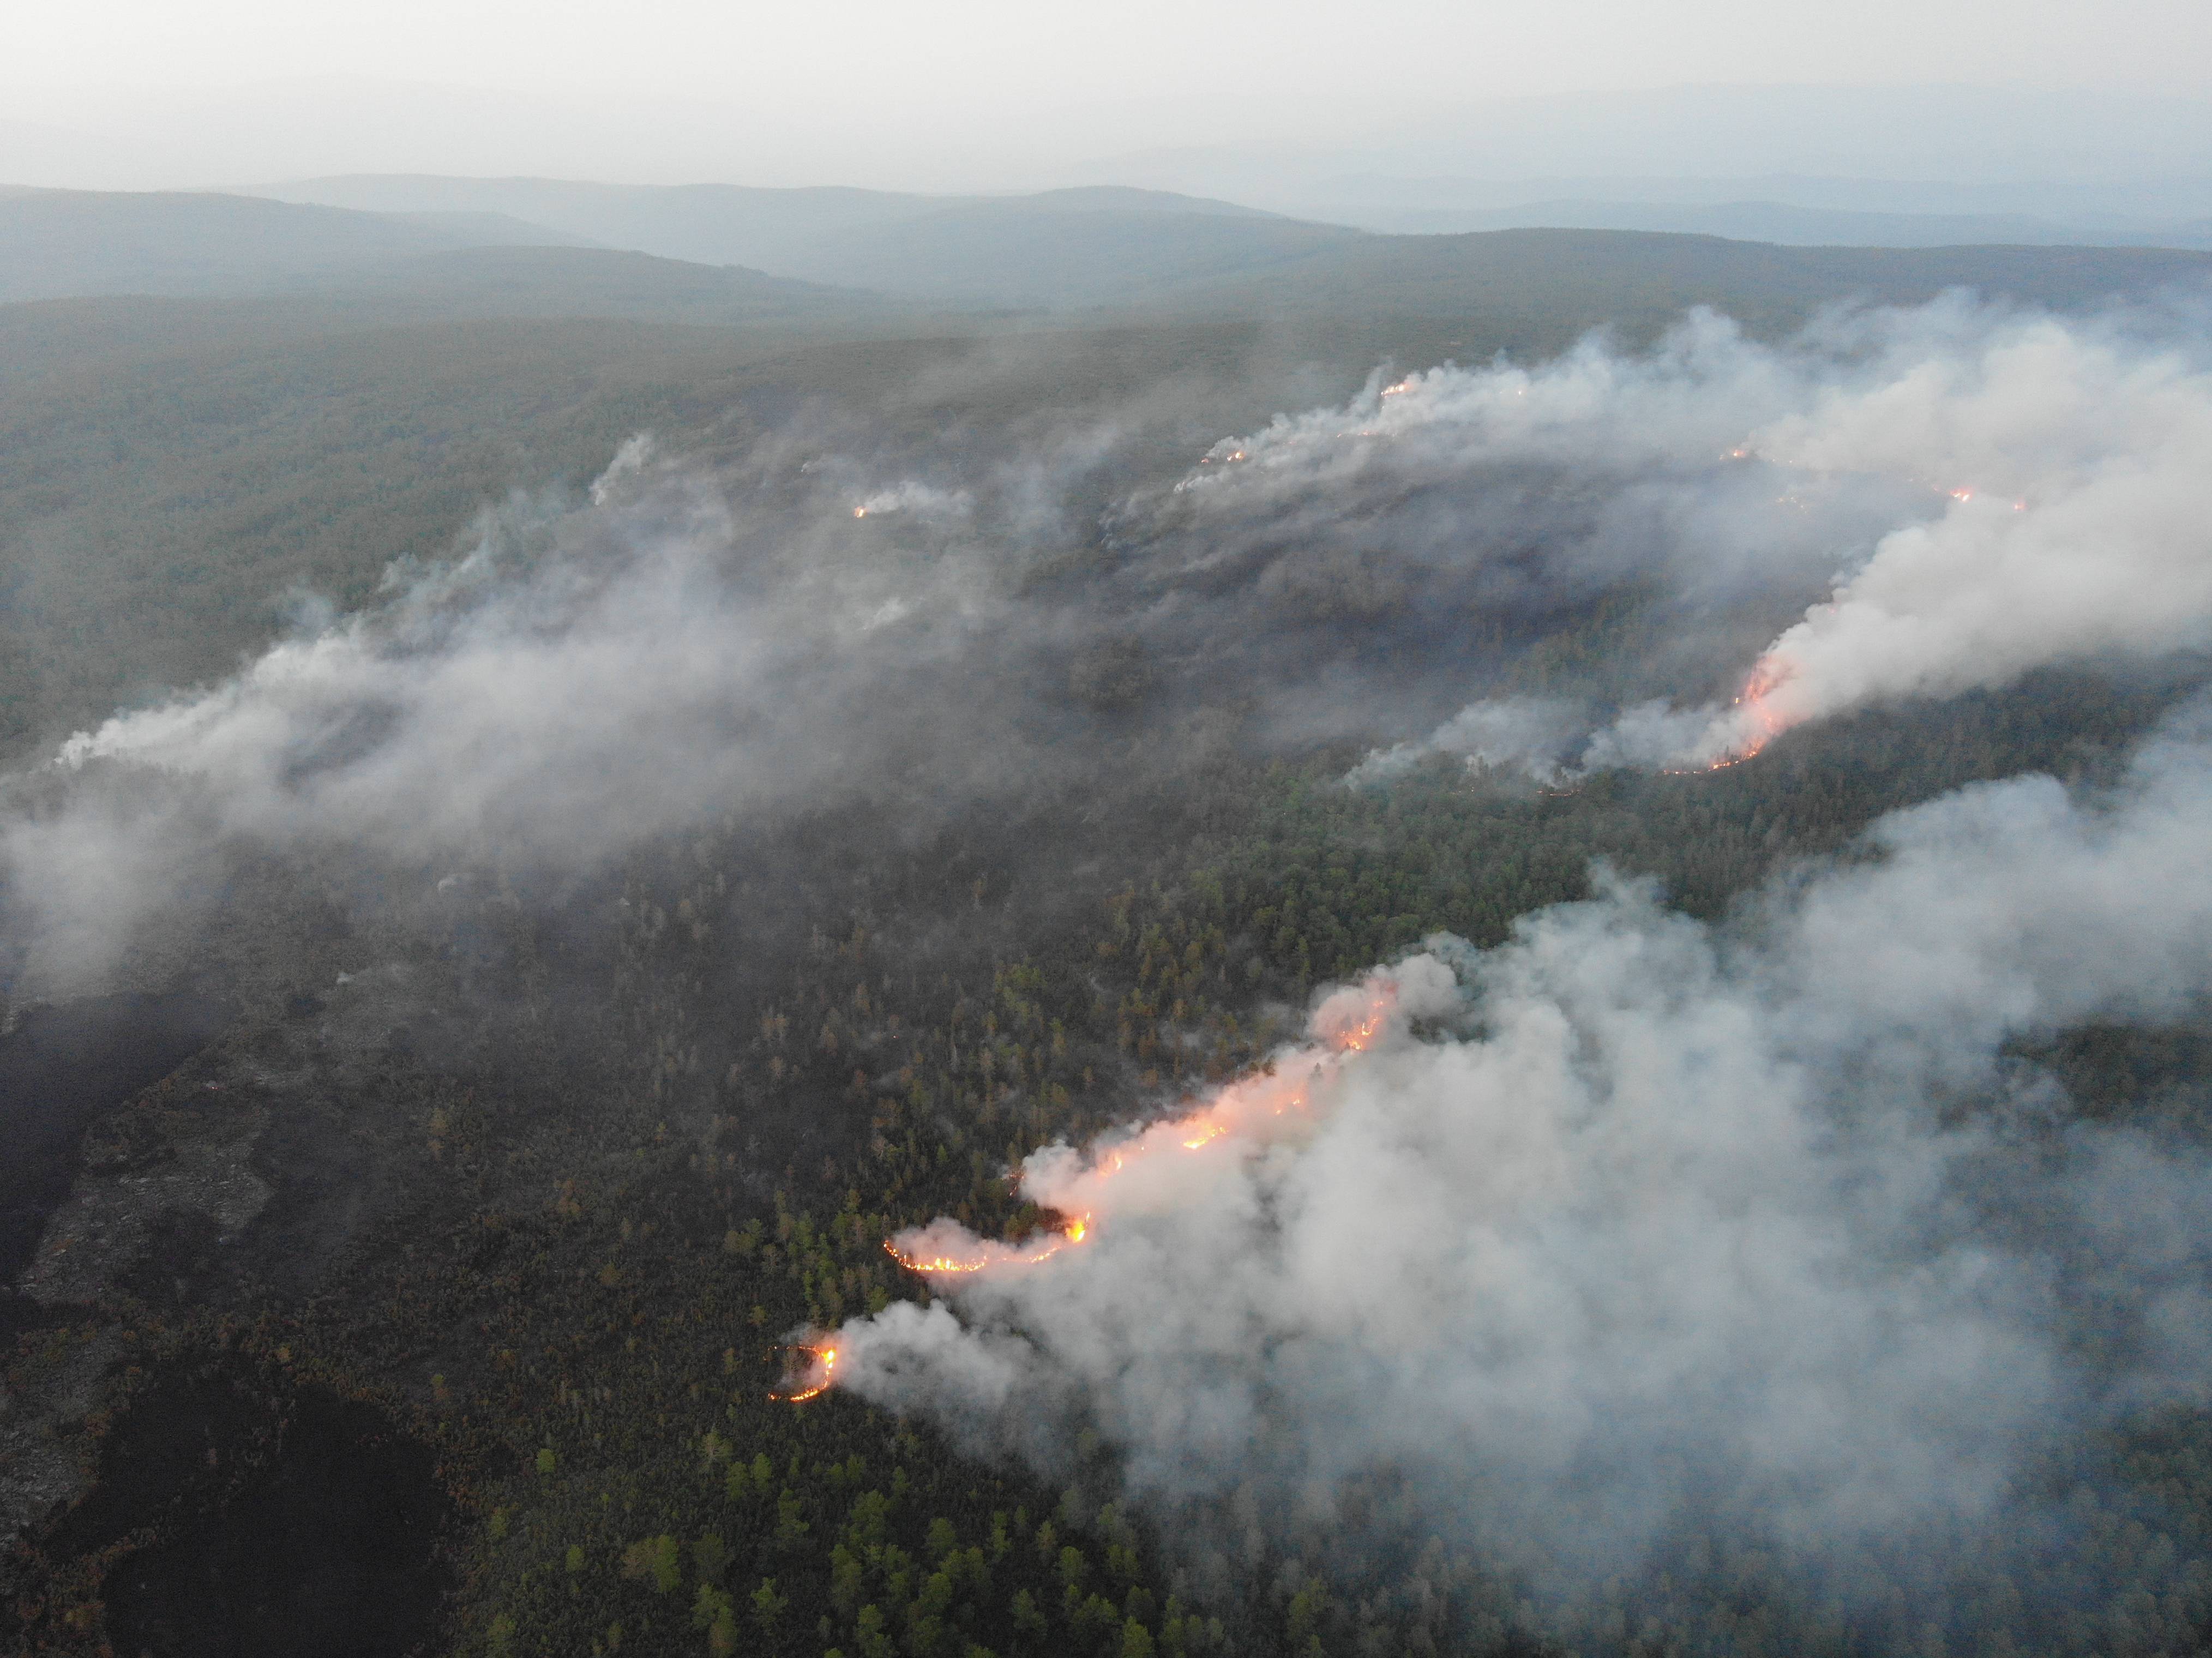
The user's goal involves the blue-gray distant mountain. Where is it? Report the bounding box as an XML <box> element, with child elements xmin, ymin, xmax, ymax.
<box><xmin>1331</xmin><ymin>197</ymin><xmax>2212</xmax><ymax>251</ymax></box>
<box><xmin>265</xmin><ymin>176</ymin><xmax>1351</xmax><ymax>304</ymax></box>
<box><xmin>13</xmin><ymin>179</ymin><xmax>2211</xmax><ymax>327</ymax></box>
<box><xmin>0</xmin><ymin>185</ymin><xmax>593</xmax><ymax>302</ymax></box>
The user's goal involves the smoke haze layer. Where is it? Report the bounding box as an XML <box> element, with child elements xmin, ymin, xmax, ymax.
<box><xmin>12</xmin><ymin>292</ymin><xmax>2212</xmax><ymax>1010</ymax></box>
<box><xmin>825</xmin><ymin>701</ymin><xmax>2212</xmax><ymax>1596</ymax></box>
<box><xmin>4</xmin><ymin>275</ymin><xmax>2212</xmax><ymax>1653</ymax></box>
<box><xmin>1180</xmin><ymin>297</ymin><xmax>2212</xmax><ymax>775</ymax></box>
<box><xmin>10</xmin><ymin>293</ymin><xmax>2212</xmax><ymax>1011</ymax></box>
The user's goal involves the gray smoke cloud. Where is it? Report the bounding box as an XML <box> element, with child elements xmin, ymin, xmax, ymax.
<box><xmin>0</xmin><ymin>443</ymin><xmax>1035</xmax><ymax>1000</ymax></box>
<box><xmin>1342</xmin><ymin>695</ymin><xmax>1583</xmax><ymax>786</ymax></box>
<box><xmin>1228</xmin><ymin>297</ymin><xmax>2212</xmax><ymax>778</ymax></box>
<box><xmin>10</xmin><ymin>292</ymin><xmax>2211</xmax><ymax>1019</ymax></box>
<box><xmin>0</xmin><ymin>342</ymin><xmax>1344</xmax><ymax>1005</ymax></box>
<box><xmin>825</xmin><ymin>701</ymin><xmax>2212</xmax><ymax>1590</ymax></box>
<box><xmin>4</xmin><ymin>284</ymin><xmax>2210</xmax><ymax>1626</ymax></box>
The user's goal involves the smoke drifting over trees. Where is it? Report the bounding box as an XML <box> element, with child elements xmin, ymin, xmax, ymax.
<box><xmin>831</xmin><ymin>703</ymin><xmax>2212</xmax><ymax>1599</ymax></box>
<box><xmin>8</xmin><ymin>289</ymin><xmax>2212</xmax><ymax>1646</ymax></box>
<box><xmin>16</xmin><ymin>298</ymin><xmax>2211</xmax><ymax>988</ymax></box>
<box><xmin>1186</xmin><ymin>297</ymin><xmax>2212</xmax><ymax>774</ymax></box>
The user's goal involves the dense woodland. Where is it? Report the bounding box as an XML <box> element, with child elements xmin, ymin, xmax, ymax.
<box><xmin>12</xmin><ymin>659</ymin><xmax>2210</xmax><ymax>1658</ymax></box>
<box><xmin>5</xmin><ymin>236</ymin><xmax>2212</xmax><ymax>1658</ymax></box>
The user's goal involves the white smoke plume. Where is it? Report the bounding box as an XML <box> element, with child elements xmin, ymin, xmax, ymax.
<box><xmin>818</xmin><ymin>702</ymin><xmax>2212</xmax><ymax>1589</ymax></box>
<box><xmin>0</xmin><ymin>452</ymin><xmax>1020</xmax><ymax>999</ymax></box>
<box><xmin>850</xmin><ymin>481</ymin><xmax>976</xmax><ymax>521</ymax></box>
<box><xmin>1343</xmin><ymin>696</ymin><xmax>1583</xmax><ymax>785</ymax></box>
<box><xmin>1186</xmin><ymin>298</ymin><xmax>2212</xmax><ymax>778</ymax></box>
<box><xmin>13</xmin><ymin>293</ymin><xmax>2212</xmax><ymax>1007</ymax></box>
<box><xmin>1674</xmin><ymin>306</ymin><xmax>2212</xmax><ymax>765</ymax></box>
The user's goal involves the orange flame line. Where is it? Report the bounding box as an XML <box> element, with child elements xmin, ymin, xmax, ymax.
<box><xmin>1660</xmin><ymin>660</ymin><xmax>1795</xmax><ymax>774</ymax></box>
<box><xmin>883</xmin><ymin>1224</ymin><xmax>1087</xmax><ymax>1275</ymax></box>
<box><xmin>882</xmin><ymin>985</ymin><xmax>1396</xmax><ymax>1277</ymax></box>
<box><xmin>1334</xmin><ymin>1012</ymin><xmax>1386</xmax><ymax>1052</ymax></box>
<box><xmin>774</xmin><ymin>1343</ymin><xmax>838</xmax><ymax>1403</ymax></box>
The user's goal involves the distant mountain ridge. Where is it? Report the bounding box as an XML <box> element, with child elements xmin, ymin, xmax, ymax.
<box><xmin>0</xmin><ymin>186</ymin><xmax>594</xmax><ymax>303</ymax></box>
<box><xmin>1326</xmin><ymin>196</ymin><xmax>2212</xmax><ymax>251</ymax></box>
<box><xmin>7</xmin><ymin>178</ymin><xmax>2210</xmax><ymax>327</ymax></box>
<box><xmin>257</xmin><ymin>176</ymin><xmax>1327</xmax><ymax>303</ymax></box>
<box><xmin>260</xmin><ymin>174</ymin><xmax>2212</xmax><ymax>309</ymax></box>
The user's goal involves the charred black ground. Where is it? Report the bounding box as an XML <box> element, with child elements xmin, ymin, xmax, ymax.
<box><xmin>0</xmin><ymin>992</ymin><xmax>230</xmax><ymax>1340</ymax></box>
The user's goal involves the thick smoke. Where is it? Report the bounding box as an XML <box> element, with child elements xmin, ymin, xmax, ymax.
<box><xmin>0</xmin><ymin>355</ymin><xmax>1349</xmax><ymax>1002</ymax></box>
<box><xmin>3</xmin><ymin>284</ymin><xmax>2210</xmax><ymax>1623</ymax></box>
<box><xmin>1342</xmin><ymin>695</ymin><xmax>1583</xmax><ymax>786</ymax></box>
<box><xmin>1175</xmin><ymin>298</ymin><xmax>2212</xmax><ymax>776</ymax></box>
<box><xmin>10</xmin><ymin>294</ymin><xmax>2212</xmax><ymax>1007</ymax></box>
<box><xmin>824</xmin><ymin>701</ymin><xmax>2212</xmax><ymax>1589</ymax></box>
<box><xmin>0</xmin><ymin>447</ymin><xmax>1038</xmax><ymax>1000</ymax></box>
<box><xmin>1679</xmin><ymin>304</ymin><xmax>2212</xmax><ymax>764</ymax></box>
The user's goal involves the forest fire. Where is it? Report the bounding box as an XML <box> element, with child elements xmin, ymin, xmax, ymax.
<box><xmin>1712</xmin><ymin>659</ymin><xmax>1792</xmax><ymax>768</ymax></box>
<box><xmin>767</xmin><ymin>965</ymin><xmax>1451</xmax><ymax>1417</ymax></box>
<box><xmin>781</xmin><ymin>968</ymin><xmax>1442</xmax><ymax>1408</ymax></box>
<box><xmin>1667</xmin><ymin>658</ymin><xmax>1796</xmax><ymax>774</ymax></box>
<box><xmin>1333</xmin><ymin>1007</ymin><xmax>1387</xmax><ymax>1052</ymax></box>
<box><xmin>881</xmin><ymin>1227</ymin><xmax>1081</xmax><ymax>1274</ymax></box>
<box><xmin>775</xmin><ymin>1342</ymin><xmax>840</xmax><ymax>1402</ymax></box>
<box><xmin>874</xmin><ymin>982</ymin><xmax>1402</xmax><ymax>1287</ymax></box>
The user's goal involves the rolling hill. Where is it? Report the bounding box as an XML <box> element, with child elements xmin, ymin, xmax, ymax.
<box><xmin>0</xmin><ymin>185</ymin><xmax>598</xmax><ymax>302</ymax></box>
<box><xmin>263</xmin><ymin>175</ymin><xmax>1347</xmax><ymax>302</ymax></box>
<box><xmin>1361</xmin><ymin>197</ymin><xmax>2212</xmax><ymax>250</ymax></box>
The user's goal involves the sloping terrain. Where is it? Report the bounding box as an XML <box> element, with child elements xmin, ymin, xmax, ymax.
<box><xmin>1168</xmin><ymin>227</ymin><xmax>2212</xmax><ymax>340</ymax></box>
<box><xmin>750</xmin><ymin>196</ymin><xmax>1355</xmax><ymax>303</ymax></box>
<box><xmin>265</xmin><ymin>175</ymin><xmax>2212</xmax><ymax>314</ymax></box>
<box><xmin>266</xmin><ymin>175</ymin><xmax>980</xmax><ymax>267</ymax></box>
<box><xmin>266</xmin><ymin>175</ymin><xmax>1291</xmax><ymax>280</ymax></box>
<box><xmin>1368</xmin><ymin>196</ymin><xmax>2212</xmax><ymax>249</ymax></box>
<box><xmin>269</xmin><ymin>175</ymin><xmax>1345</xmax><ymax>302</ymax></box>
<box><xmin>0</xmin><ymin>187</ymin><xmax>590</xmax><ymax>302</ymax></box>
<box><xmin>7</xmin><ymin>220</ymin><xmax>2212</xmax><ymax>1658</ymax></box>
<box><xmin>5</xmin><ymin>222</ymin><xmax>2208</xmax><ymax>761</ymax></box>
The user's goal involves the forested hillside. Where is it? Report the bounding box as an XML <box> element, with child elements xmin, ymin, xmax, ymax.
<box><xmin>9</xmin><ymin>217</ymin><xmax>2208</xmax><ymax>765</ymax></box>
<box><xmin>0</xmin><ymin>186</ymin><xmax>598</xmax><ymax>302</ymax></box>
<box><xmin>6</xmin><ymin>224</ymin><xmax>2212</xmax><ymax>1658</ymax></box>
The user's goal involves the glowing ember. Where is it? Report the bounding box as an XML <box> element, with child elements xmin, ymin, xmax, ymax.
<box><xmin>1703</xmin><ymin>660</ymin><xmax>1792</xmax><ymax>771</ymax></box>
<box><xmin>783</xmin><ymin>973</ymin><xmax>1426</xmax><ymax>1411</ymax></box>
<box><xmin>776</xmin><ymin>1342</ymin><xmax>839</xmax><ymax>1402</ymax></box>
<box><xmin>884</xmin><ymin>1239</ymin><xmax>994</xmax><ymax>1273</ymax></box>
<box><xmin>880</xmin><ymin>982</ymin><xmax>1400</xmax><ymax>1278</ymax></box>
<box><xmin>883</xmin><ymin>1222</ymin><xmax>1084</xmax><ymax>1276</ymax></box>
<box><xmin>1334</xmin><ymin>1010</ymin><xmax>1387</xmax><ymax>1052</ymax></box>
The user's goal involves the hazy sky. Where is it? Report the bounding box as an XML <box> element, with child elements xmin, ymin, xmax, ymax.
<box><xmin>14</xmin><ymin>0</ymin><xmax>2212</xmax><ymax>103</ymax></box>
<box><xmin>7</xmin><ymin>0</ymin><xmax>2212</xmax><ymax>192</ymax></box>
